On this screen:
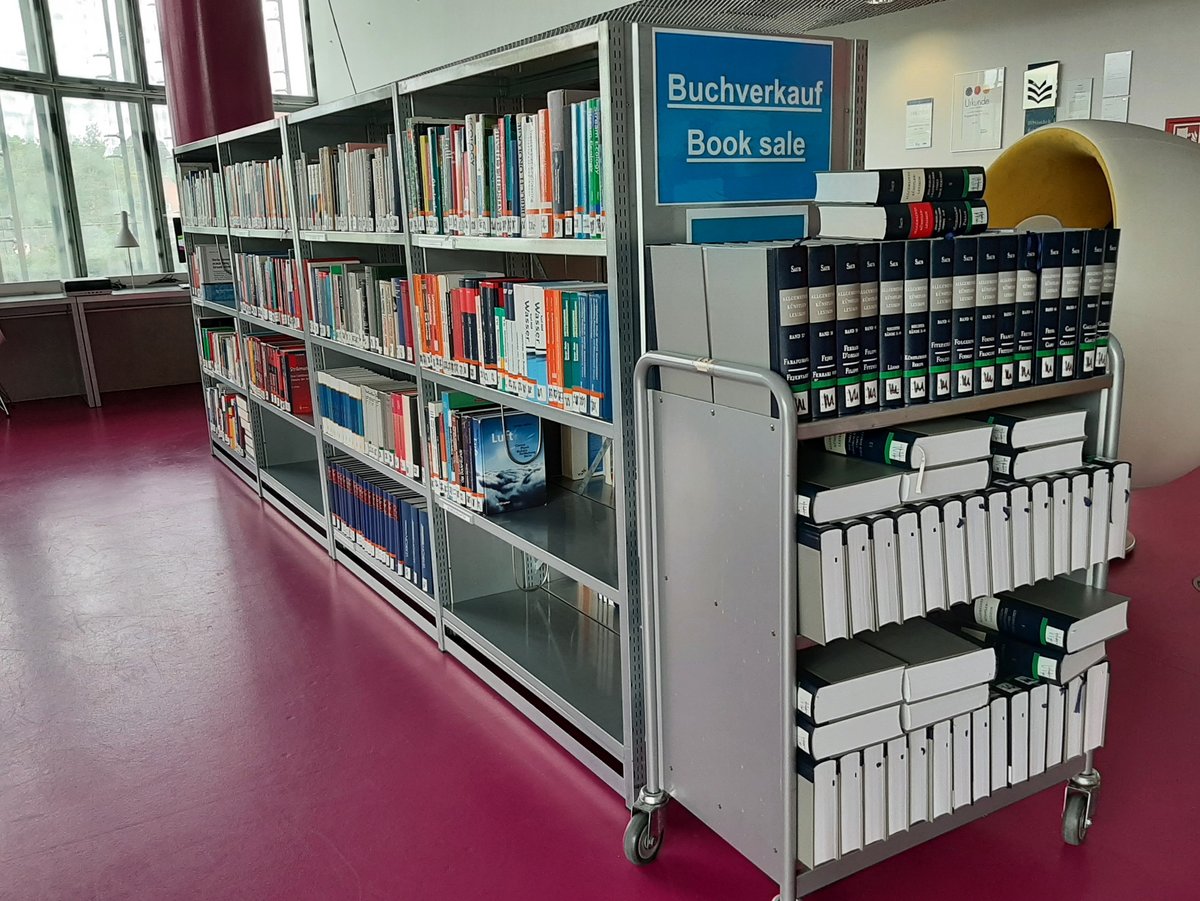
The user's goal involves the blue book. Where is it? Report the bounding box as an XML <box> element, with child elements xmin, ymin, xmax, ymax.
<box><xmin>419</xmin><ymin>507</ymin><xmax>432</xmax><ymax>592</ymax></box>
<box><xmin>472</xmin><ymin>410</ymin><xmax>546</xmax><ymax>514</ymax></box>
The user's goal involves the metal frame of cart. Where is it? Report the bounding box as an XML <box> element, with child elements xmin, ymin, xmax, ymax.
<box><xmin>626</xmin><ymin>337</ymin><xmax>1124</xmax><ymax>899</ymax></box>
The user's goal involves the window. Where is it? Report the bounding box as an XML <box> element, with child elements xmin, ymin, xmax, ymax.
<box><xmin>0</xmin><ymin>0</ymin><xmax>314</xmax><ymax>284</ymax></box>
<box><xmin>0</xmin><ymin>90</ymin><xmax>71</xmax><ymax>280</ymax></box>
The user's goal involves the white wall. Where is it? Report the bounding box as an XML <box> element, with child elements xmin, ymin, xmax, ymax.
<box><xmin>821</xmin><ymin>0</ymin><xmax>1200</xmax><ymax>169</ymax></box>
<box><xmin>310</xmin><ymin>0</ymin><xmax>623</xmax><ymax>100</ymax></box>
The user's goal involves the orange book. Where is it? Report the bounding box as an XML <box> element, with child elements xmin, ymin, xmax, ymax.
<box><xmin>545</xmin><ymin>288</ymin><xmax>563</xmax><ymax>408</ymax></box>
<box><xmin>539</xmin><ymin>109</ymin><xmax>554</xmax><ymax>238</ymax></box>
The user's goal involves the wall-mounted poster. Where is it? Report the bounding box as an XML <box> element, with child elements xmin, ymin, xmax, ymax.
<box><xmin>952</xmin><ymin>68</ymin><xmax>1005</xmax><ymax>152</ymax></box>
<box><xmin>1166</xmin><ymin>117</ymin><xmax>1200</xmax><ymax>142</ymax></box>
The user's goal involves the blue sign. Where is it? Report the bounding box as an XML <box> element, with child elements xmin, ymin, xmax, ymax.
<box><xmin>654</xmin><ymin>29</ymin><xmax>834</xmax><ymax>206</ymax></box>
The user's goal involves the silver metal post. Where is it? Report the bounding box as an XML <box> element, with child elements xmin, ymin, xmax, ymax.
<box><xmin>633</xmin><ymin>351</ymin><xmax>798</xmax><ymax>901</ymax></box>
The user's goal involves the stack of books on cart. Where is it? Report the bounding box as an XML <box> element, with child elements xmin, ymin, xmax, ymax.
<box><xmin>798</xmin><ymin>403</ymin><xmax>1130</xmax><ymax>642</ymax></box>
<box><xmin>797</xmin><ymin>581</ymin><xmax>1124</xmax><ymax>868</ymax></box>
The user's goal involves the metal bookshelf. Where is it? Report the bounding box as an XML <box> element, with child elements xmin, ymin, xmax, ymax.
<box><xmin>630</xmin><ymin>342</ymin><xmax>1126</xmax><ymax>899</ymax></box>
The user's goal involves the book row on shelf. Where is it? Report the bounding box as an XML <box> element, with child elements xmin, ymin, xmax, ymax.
<box><xmin>179</xmin><ymin>163</ymin><xmax>226</xmax><ymax>228</ymax></box>
<box><xmin>316</xmin><ymin>368</ymin><xmax>423</xmax><ymax>480</ymax></box>
<box><xmin>244</xmin><ymin>335</ymin><xmax>312</xmax><ymax>416</ymax></box>
<box><xmin>190</xmin><ymin>244</ymin><xmax>235</xmax><ymax>304</ymax></box>
<box><xmin>236</xmin><ymin>252</ymin><xmax>304</xmax><ymax>329</ymax></box>
<box><xmin>796</xmin><ymin>655</ymin><xmax>1111</xmax><ymax>867</ymax></box>
<box><xmin>224</xmin><ymin>157</ymin><xmax>292</xmax><ymax>230</ymax></box>
<box><xmin>294</xmin><ymin>140</ymin><xmax>403</xmax><ymax>233</ymax></box>
<box><xmin>403</xmin><ymin>92</ymin><xmax>606</xmax><ymax>239</ymax></box>
<box><xmin>649</xmin><ymin>226</ymin><xmax>1120</xmax><ymax>423</ymax></box>
<box><xmin>427</xmin><ymin>394</ymin><xmax>547</xmax><ymax>516</ymax></box>
<box><xmin>204</xmin><ymin>388</ymin><xmax>255</xmax><ymax>460</ymax></box>
<box><xmin>327</xmin><ymin>456</ymin><xmax>433</xmax><ymax>595</ymax></box>
<box><xmin>198</xmin><ymin>325</ymin><xmax>241</xmax><ymax>384</ymax></box>
<box><xmin>798</xmin><ymin>404</ymin><xmax>1131</xmax><ymax>643</ymax></box>
<box><xmin>306</xmin><ymin>260</ymin><xmax>416</xmax><ymax>363</ymax></box>
<box><xmin>412</xmin><ymin>274</ymin><xmax>613</xmax><ymax>422</ymax></box>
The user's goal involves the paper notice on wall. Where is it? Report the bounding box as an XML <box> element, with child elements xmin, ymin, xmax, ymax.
<box><xmin>1061</xmin><ymin>79</ymin><xmax>1094</xmax><ymax>120</ymax></box>
<box><xmin>952</xmin><ymin>68</ymin><xmax>1005</xmax><ymax>152</ymax></box>
<box><xmin>906</xmin><ymin>98</ymin><xmax>934</xmax><ymax>149</ymax></box>
<box><xmin>1103</xmin><ymin>51</ymin><xmax>1133</xmax><ymax>97</ymax></box>
<box><xmin>1101</xmin><ymin>95</ymin><xmax>1130</xmax><ymax>122</ymax></box>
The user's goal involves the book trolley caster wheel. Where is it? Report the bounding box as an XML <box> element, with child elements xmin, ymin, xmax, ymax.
<box><xmin>624</xmin><ymin>810</ymin><xmax>664</xmax><ymax>865</ymax></box>
<box><xmin>1063</xmin><ymin>769</ymin><xmax>1100</xmax><ymax>846</ymax></box>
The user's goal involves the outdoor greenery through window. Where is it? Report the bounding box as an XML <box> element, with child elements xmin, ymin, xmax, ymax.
<box><xmin>0</xmin><ymin>0</ymin><xmax>314</xmax><ymax>284</ymax></box>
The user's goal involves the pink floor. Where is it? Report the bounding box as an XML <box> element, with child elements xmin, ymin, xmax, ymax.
<box><xmin>0</xmin><ymin>385</ymin><xmax>1196</xmax><ymax>901</ymax></box>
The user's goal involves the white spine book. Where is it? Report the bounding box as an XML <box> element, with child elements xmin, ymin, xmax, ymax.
<box><xmin>1027</xmin><ymin>682</ymin><xmax>1049</xmax><ymax>777</ymax></box>
<box><xmin>1046</xmin><ymin>683</ymin><xmax>1066</xmax><ymax>768</ymax></box>
<box><xmin>897</xmin><ymin>510</ymin><xmax>925</xmax><ymax>621</ymax></box>
<box><xmin>1008</xmin><ymin>689</ymin><xmax>1030</xmax><ymax>784</ymax></box>
<box><xmin>797</xmin><ymin>758</ymin><xmax>840</xmax><ymax>869</ymax></box>
<box><xmin>965</xmin><ymin>495</ymin><xmax>990</xmax><ymax>601</ymax></box>
<box><xmin>1107</xmin><ymin>462</ymin><xmax>1131</xmax><ymax>561</ymax></box>
<box><xmin>846</xmin><ymin>521</ymin><xmax>877</xmax><ymax>635</ymax></box>
<box><xmin>908</xmin><ymin>729</ymin><xmax>930</xmax><ymax>825</ymax></box>
<box><xmin>1084</xmin><ymin>661</ymin><xmax>1110</xmax><ymax>752</ymax></box>
<box><xmin>870</xmin><ymin>515</ymin><xmax>901</xmax><ymax>627</ymax></box>
<box><xmin>989</xmin><ymin>695</ymin><xmax>1009</xmax><ymax>791</ymax></box>
<box><xmin>1008</xmin><ymin>484</ymin><xmax>1033</xmax><ymax>588</ymax></box>
<box><xmin>1070</xmin><ymin>471</ymin><xmax>1091</xmax><ymax>573</ymax></box>
<box><xmin>941</xmin><ymin>499</ymin><xmax>969</xmax><ymax>607</ymax></box>
<box><xmin>1089</xmin><ymin>466</ymin><xmax>1111</xmax><ymax>567</ymax></box>
<box><xmin>919</xmin><ymin>505</ymin><xmax>947</xmax><ymax>613</ymax></box>
<box><xmin>839</xmin><ymin>751</ymin><xmax>864</xmax><ymax>855</ymax></box>
<box><xmin>951</xmin><ymin>713</ymin><xmax>972</xmax><ymax>811</ymax></box>
<box><xmin>972</xmin><ymin>706</ymin><xmax>991</xmax><ymax>802</ymax></box>
<box><xmin>987</xmin><ymin>488</ymin><xmax>1014</xmax><ymax>594</ymax></box>
<box><xmin>930</xmin><ymin>720</ymin><xmax>953</xmax><ymax>819</ymax></box>
<box><xmin>1065</xmin><ymin>676</ymin><xmax>1086</xmax><ymax>759</ymax></box>
<box><xmin>1052</xmin><ymin>476</ymin><xmax>1072</xmax><ymax>576</ymax></box>
<box><xmin>863</xmin><ymin>743</ymin><xmax>887</xmax><ymax>846</ymax></box>
<box><xmin>885</xmin><ymin>736</ymin><xmax>909</xmax><ymax>837</ymax></box>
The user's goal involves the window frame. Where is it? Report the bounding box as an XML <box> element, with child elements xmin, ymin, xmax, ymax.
<box><xmin>0</xmin><ymin>0</ymin><xmax>315</xmax><ymax>281</ymax></box>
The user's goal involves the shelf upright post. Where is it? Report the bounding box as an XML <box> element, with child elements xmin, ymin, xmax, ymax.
<box><xmin>393</xmin><ymin>80</ymin><xmax>449</xmax><ymax>650</ymax></box>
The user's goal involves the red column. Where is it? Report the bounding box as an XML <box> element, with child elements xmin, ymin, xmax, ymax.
<box><xmin>158</xmin><ymin>0</ymin><xmax>275</xmax><ymax>146</ymax></box>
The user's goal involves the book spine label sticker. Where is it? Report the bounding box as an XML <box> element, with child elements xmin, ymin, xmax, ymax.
<box><xmin>797</xmin><ymin>687</ymin><xmax>815</xmax><ymax>718</ymax></box>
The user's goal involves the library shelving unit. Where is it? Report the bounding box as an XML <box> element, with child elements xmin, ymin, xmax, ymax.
<box><xmin>630</xmin><ymin>343</ymin><xmax>1127</xmax><ymax>899</ymax></box>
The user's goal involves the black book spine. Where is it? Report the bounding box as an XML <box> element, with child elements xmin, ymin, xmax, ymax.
<box><xmin>950</xmin><ymin>236</ymin><xmax>978</xmax><ymax>398</ymax></box>
<box><xmin>975</xmin><ymin>234</ymin><xmax>1001</xmax><ymax>394</ymax></box>
<box><xmin>481</xmin><ymin>283</ymin><xmax>497</xmax><ymax>378</ymax></box>
<box><xmin>877</xmin><ymin>201</ymin><xmax>989</xmax><ymax>240</ymax></box>
<box><xmin>1057</xmin><ymin>230</ymin><xmax>1085</xmax><ymax>381</ymax></box>
<box><xmin>1015</xmin><ymin>233</ymin><xmax>1040</xmax><ymax>388</ymax></box>
<box><xmin>992</xmin><ymin>635</ymin><xmax>1067</xmax><ymax>684</ymax></box>
<box><xmin>878</xmin><ymin>241</ymin><xmax>907</xmax><ymax>408</ymax></box>
<box><xmin>824</xmin><ymin>428</ymin><xmax>920</xmax><ymax>468</ymax></box>
<box><xmin>903</xmin><ymin>240</ymin><xmax>931</xmax><ymax>404</ymax></box>
<box><xmin>1079</xmin><ymin>229</ymin><xmax>1105</xmax><ymax>378</ymax></box>
<box><xmin>775</xmin><ymin>245</ymin><xmax>813</xmax><ymax>420</ymax></box>
<box><xmin>996</xmin><ymin>235</ymin><xmax>1019</xmax><ymax>391</ymax></box>
<box><xmin>1098</xmin><ymin>228</ymin><xmax>1121</xmax><ymax>372</ymax></box>
<box><xmin>796</xmin><ymin>670</ymin><xmax>832</xmax><ymax>720</ymax></box>
<box><xmin>1035</xmin><ymin>231</ymin><xmax>1063</xmax><ymax>385</ymax></box>
<box><xmin>835</xmin><ymin>243</ymin><xmax>863</xmax><ymax>416</ymax></box>
<box><xmin>808</xmin><ymin>244</ymin><xmax>838</xmax><ymax>419</ymax></box>
<box><xmin>876</xmin><ymin>167</ymin><xmax>988</xmax><ymax>203</ymax></box>
<box><xmin>928</xmin><ymin>237</ymin><xmax>955</xmax><ymax>402</ymax></box>
<box><xmin>858</xmin><ymin>243</ymin><xmax>881</xmax><ymax>411</ymax></box>
<box><xmin>972</xmin><ymin>595</ymin><xmax>1075</xmax><ymax>650</ymax></box>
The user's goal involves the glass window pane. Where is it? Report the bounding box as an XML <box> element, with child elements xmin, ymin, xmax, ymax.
<box><xmin>0</xmin><ymin>0</ymin><xmax>45</xmax><ymax>71</ymax></box>
<box><xmin>151</xmin><ymin>103</ymin><xmax>184</xmax><ymax>271</ymax></box>
<box><xmin>262</xmin><ymin>0</ymin><xmax>311</xmax><ymax>97</ymax></box>
<box><xmin>0</xmin><ymin>91</ymin><xmax>72</xmax><ymax>282</ymax></box>
<box><xmin>48</xmin><ymin>0</ymin><xmax>137</xmax><ymax>82</ymax></box>
<box><xmin>63</xmin><ymin>97</ymin><xmax>161</xmax><ymax>276</ymax></box>
<box><xmin>137</xmin><ymin>0</ymin><xmax>164</xmax><ymax>85</ymax></box>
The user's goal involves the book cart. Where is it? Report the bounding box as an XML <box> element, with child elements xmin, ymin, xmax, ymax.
<box><xmin>628</xmin><ymin>340</ymin><xmax>1125</xmax><ymax>899</ymax></box>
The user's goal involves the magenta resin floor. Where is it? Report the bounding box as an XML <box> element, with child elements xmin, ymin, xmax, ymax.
<box><xmin>1</xmin><ymin>385</ymin><xmax>1196</xmax><ymax>900</ymax></box>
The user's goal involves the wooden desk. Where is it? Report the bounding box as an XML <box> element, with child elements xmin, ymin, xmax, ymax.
<box><xmin>0</xmin><ymin>285</ymin><xmax>192</xmax><ymax>407</ymax></box>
